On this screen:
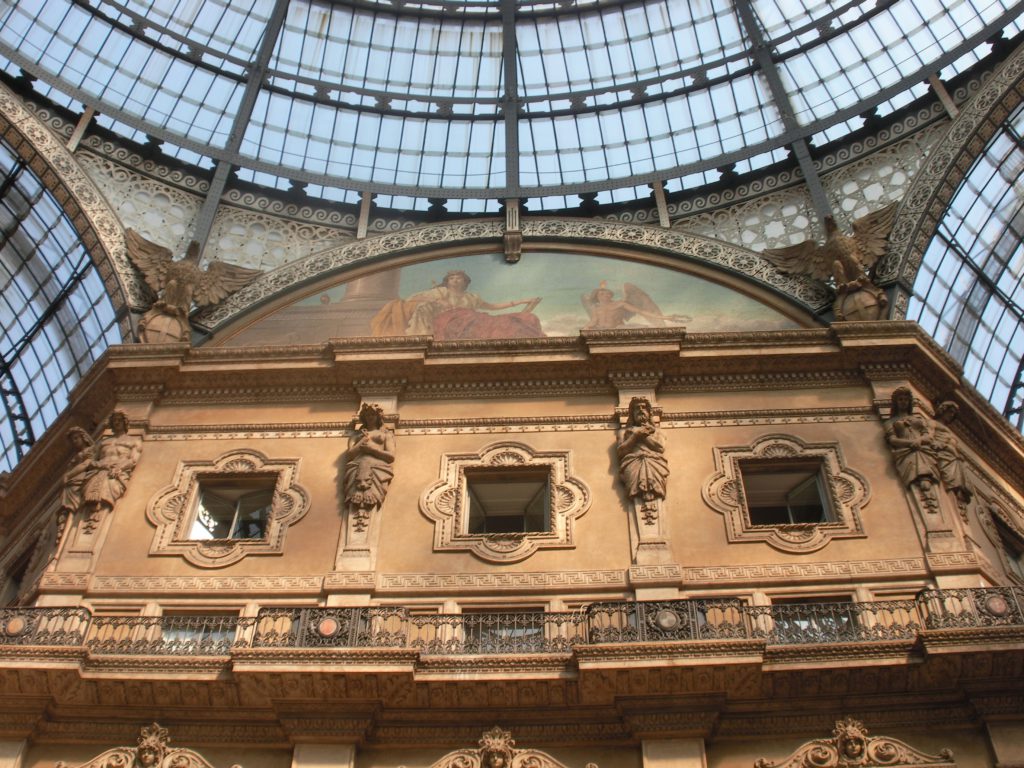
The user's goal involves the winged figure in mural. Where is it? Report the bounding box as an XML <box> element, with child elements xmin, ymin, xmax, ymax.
<box><xmin>581</xmin><ymin>281</ymin><xmax>690</xmax><ymax>330</ymax></box>
<box><xmin>761</xmin><ymin>202</ymin><xmax>899</xmax><ymax>290</ymax></box>
<box><xmin>124</xmin><ymin>229</ymin><xmax>262</xmax><ymax>343</ymax></box>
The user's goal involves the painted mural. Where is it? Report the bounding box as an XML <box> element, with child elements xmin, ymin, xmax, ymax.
<box><xmin>219</xmin><ymin>251</ymin><xmax>806</xmax><ymax>346</ymax></box>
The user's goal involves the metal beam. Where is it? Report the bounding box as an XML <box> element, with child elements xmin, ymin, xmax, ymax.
<box><xmin>501</xmin><ymin>0</ymin><xmax>519</xmax><ymax>196</ymax></box>
<box><xmin>190</xmin><ymin>0</ymin><xmax>291</xmax><ymax>254</ymax></box>
<box><xmin>734</xmin><ymin>0</ymin><xmax>832</xmax><ymax>223</ymax></box>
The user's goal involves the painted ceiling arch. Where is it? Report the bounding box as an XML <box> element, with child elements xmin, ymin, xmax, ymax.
<box><xmin>209</xmin><ymin>236</ymin><xmax>817</xmax><ymax>347</ymax></box>
<box><xmin>199</xmin><ymin>219</ymin><xmax>829</xmax><ymax>344</ymax></box>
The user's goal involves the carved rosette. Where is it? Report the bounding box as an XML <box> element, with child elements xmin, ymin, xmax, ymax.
<box><xmin>702</xmin><ymin>434</ymin><xmax>869</xmax><ymax>553</ymax></box>
<box><xmin>755</xmin><ymin>717</ymin><xmax>954</xmax><ymax>768</ymax></box>
<box><xmin>146</xmin><ymin>448</ymin><xmax>310</xmax><ymax>567</ymax></box>
<box><xmin>419</xmin><ymin>442</ymin><xmax>590</xmax><ymax>563</ymax></box>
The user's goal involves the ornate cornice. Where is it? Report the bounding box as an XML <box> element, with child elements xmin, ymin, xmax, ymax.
<box><xmin>88</xmin><ymin>575</ymin><xmax>324</xmax><ymax>595</ymax></box>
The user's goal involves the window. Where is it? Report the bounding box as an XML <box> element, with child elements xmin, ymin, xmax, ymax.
<box><xmin>703</xmin><ymin>434</ymin><xmax>869</xmax><ymax>553</ymax></box>
<box><xmin>740</xmin><ymin>460</ymin><xmax>831</xmax><ymax>525</ymax></box>
<box><xmin>147</xmin><ymin>449</ymin><xmax>310</xmax><ymax>568</ymax></box>
<box><xmin>420</xmin><ymin>441</ymin><xmax>590</xmax><ymax>563</ymax></box>
<box><xmin>998</xmin><ymin>526</ymin><xmax>1024</xmax><ymax>582</ymax></box>
<box><xmin>465</xmin><ymin>469</ymin><xmax>550</xmax><ymax>534</ymax></box>
<box><xmin>189</xmin><ymin>476</ymin><xmax>275</xmax><ymax>540</ymax></box>
<box><xmin>0</xmin><ymin>549</ymin><xmax>33</xmax><ymax>606</ymax></box>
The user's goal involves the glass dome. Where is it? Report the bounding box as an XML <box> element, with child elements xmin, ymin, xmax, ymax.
<box><xmin>1</xmin><ymin>0</ymin><xmax>1019</xmax><ymax>207</ymax></box>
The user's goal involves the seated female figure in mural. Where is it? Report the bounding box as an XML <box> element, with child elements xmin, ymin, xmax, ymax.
<box><xmin>372</xmin><ymin>270</ymin><xmax>543</xmax><ymax>340</ymax></box>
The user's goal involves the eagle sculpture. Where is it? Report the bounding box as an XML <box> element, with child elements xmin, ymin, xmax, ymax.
<box><xmin>125</xmin><ymin>229</ymin><xmax>262</xmax><ymax>343</ymax></box>
<box><xmin>761</xmin><ymin>202</ymin><xmax>899</xmax><ymax>290</ymax></box>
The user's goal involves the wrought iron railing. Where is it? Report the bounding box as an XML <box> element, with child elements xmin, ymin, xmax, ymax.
<box><xmin>87</xmin><ymin>614</ymin><xmax>252</xmax><ymax>655</ymax></box>
<box><xmin>0</xmin><ymin>588</ymin><xmax>1021</xmax><ymax>656</ymax></box>
<box><xmin>917</xmin><ymin>587</ymin><xmax>1024</xmax><ymax>629</ymax></box>
<box><xmin>0</xmin><ymin>606</ymin><xmax>90</xmax><ymax>646</ymax></box>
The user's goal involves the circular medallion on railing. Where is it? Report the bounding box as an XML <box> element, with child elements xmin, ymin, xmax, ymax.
<box><xmin>3</xmin><ymin>616</ymin><xmax>27</xmax><ymax>636</ymax></box>
<box><xmin>317</xmin><ymin>617</ymin><xmax>340</xmax><ymax>638</ymax></box>
<box><xmin>982</xmin><ymin>594</ymin><xmax>1010</xmax><ymax>617</ymax></box>
<box><xmin>654</xmin><ymin>609</ymin><xmax>680</xmax><ymax>631</ymax></box>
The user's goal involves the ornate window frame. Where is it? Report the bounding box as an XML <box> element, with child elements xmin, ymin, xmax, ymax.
<box><xmin>146</xmin><ymin>449</ymin><xmax>310</xmax><ymax>568</ymax></box>
<box><xmin>419</xmin><ymin>441</ymin><xmax>590</xmax><ymax>563</ymax></box>
<box><xmin>702</xmin><ymin>434</ymin><xmax>869</xmax><ymax>553</ymax></box>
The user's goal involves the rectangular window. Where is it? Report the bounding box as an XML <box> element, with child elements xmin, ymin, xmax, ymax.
<box><xmin>465</xmin><ymin>468</ymin><xmax>550</xmax><ymax>534</ymax></box>
<box><xmin>739</xmin><ymin>460</ymin><xmax>831</xmax><ymax>525</ymax></box>
<box><xmin>189</xmin><ymin>476</ymin><xmax>276</xmax><ymax>540</ymax></box>
<box><xmin>998</xmin><ymin>524</ymin><xmax>1024</xmax><ymax>581</ymax></box>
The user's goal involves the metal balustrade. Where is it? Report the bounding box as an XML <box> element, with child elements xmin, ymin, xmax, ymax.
<box><xmin>0</xmin><ymin>588</ymin><xmax>1020</xmax><ymax>656</ymax></box>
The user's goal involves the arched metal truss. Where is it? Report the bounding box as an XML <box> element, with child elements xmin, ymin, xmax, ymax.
<box><xmin>0</xmin><ymin>138</ymin><xmax>123</xmax><ymax>473</ymax></box>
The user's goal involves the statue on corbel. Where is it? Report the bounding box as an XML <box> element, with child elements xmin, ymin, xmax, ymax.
<box><xmin>884</xmin><ymin>388</ymin><xmax>973</xmax><ymax>520</ymax></box>
<box><xmin>618</xmin><ymin>396</ymin><xmax>669</xmax><ymax>524</ymax></box>
<box><xmin>54</xmin><ymin>722</ymin><xmax>239</xmax><ymax>768</ymax></box>
<box><xmin>761</xmin><ymin>202</ymin><xmax>898</xmax><ymax>322</ymax></box>
<box><xmin>407</xmin><ymin>726</ymin><xmax>597</xmax><ymax>768</ymax></box>
<box><xmin>340</xmin><ymin>402</ymin><xmax>396</xmax><ymax>562</ymax></box>
<box><xmin>755</xmin><ymin>716</ymin><xmax>953</xmax><ymax>768</ymax></box>
<box><xmin>124</xmin><ymin>229</ymin><xmax>261</xmax><ymax>344</ymax></box>
<box><xmin>59</xmin><ymin>410</ymin><xmax>142</xmax><ymax>537</ymax></box>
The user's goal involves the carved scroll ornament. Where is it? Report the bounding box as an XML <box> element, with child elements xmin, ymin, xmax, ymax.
<box><xmin>755</xmin><ymin>717</ymin><xmax>953</xmax><ymax>768</ymax></box>
<box><xmin>55</xmin><ymin>723</ymin><xmax>238</xmax><ymax>768</ymax></box>
<box><xmin>412</xmin><ymin>727</ymin><xmax>596</xmax><ymax>768</ymax></box>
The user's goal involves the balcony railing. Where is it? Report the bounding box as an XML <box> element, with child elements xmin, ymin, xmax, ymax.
<box><xmin>0</xmin><ymin>587</ymin><xmax>1021</xmax><ymax>657</ymax></box>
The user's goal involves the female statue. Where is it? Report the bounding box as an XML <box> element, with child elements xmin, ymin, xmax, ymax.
<box><xmin>344</xmin><ymin>403</ymin><xmax>396</xmax><ymax>530</ymax></box>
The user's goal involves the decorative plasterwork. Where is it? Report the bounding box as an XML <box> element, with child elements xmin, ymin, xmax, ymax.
<box><xmin>146</xmin><ymin>448</ymin><xmax>310</xmax><ymax>568</ymax></box>
<box><xmin>55</xmin><ymin>723</ymin><xmax>223</xmax><ymax>768</ymax></box>
<box><xmin>419</xmin><ymin>441</ymin><xmax>590</xmax><ymax>563</ymax></box>
<box><xmin>755</xmin><ymin>717</ymin><xmax>954</xmax><ymax>768</ymax></box>
<box><xmin>427</xmin><ymin>727</ymin><xmax>596</xmax><ymax>768</ymax></box>
<box><xmin>377</xmin><ymin>569</ymin><xmax>626</xmax><ymax>593</ymax></box>
<box><xmin>196</xmin><ymin>218</ymin><xmax>829</xmax><ymax>330</ymax></box>
<box><xmin>702</xmin><ymin>434</ymin><xmax>869</xmax><ymax>553</ymax></box>
<box><xmin>880</xmin><ymin>39</ymin><xmax>1024</xmax><ymax>292</ymax></box>
<box><xmin>681</xmin><ymin>558</ymin><xmax>928</xmax><ymax>586</ymax></box>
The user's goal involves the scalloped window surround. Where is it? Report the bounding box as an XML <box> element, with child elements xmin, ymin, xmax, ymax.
<box><xmin>146</xmin><ymin>449</ymin><xmax>310</xmax><ymax>568</ymax></box>
<box><xmin>420</xmin><ymin>442</ymin><xmax>590</xmax><ymax>563</ymax></box>
<box><xmin>702</xmin><ymin>434</ymin><xmax>869</xmax><ymax>553</ymax></box>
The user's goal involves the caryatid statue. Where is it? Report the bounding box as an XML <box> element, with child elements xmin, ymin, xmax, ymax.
<box><xmin>617</xmin><ymin>396</ymin><xmax>669</xmax><ymax>524</ymax></box>
<box><xmin>344</xmin><ymin>402</ymin><xmax>396</xmax><ymax>533</ymax></box>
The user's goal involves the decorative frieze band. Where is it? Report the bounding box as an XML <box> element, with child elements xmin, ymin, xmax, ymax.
<box><xmin>88</xmin><ymin>575</ymin><xmax>325</xmax><ymax>594</ymax></box>
<box><xmin>681</xmin><ymin>558</ymin><xmax>928</xmax><ymax>586</ymax></box>
<box><xmin>377</xmin><ymin>569</ymin><xmax>627</xmax><ymax>593</ymax></box>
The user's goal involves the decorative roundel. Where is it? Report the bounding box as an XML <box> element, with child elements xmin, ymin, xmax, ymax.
<box><xmin>317</xmin><ymin>617</ymin><xmax>340</xmax><ymax>638</ymax></box>
<box><xmin>982</xmin><ymin>594</ymin><xmax>1010</xmax><ymax>617</ymax></box>
<box><xmin>654</xmin><ymin>609</ymin><xmax>680</xmax><ymax>631</ymax></box>
<box><xmin>3</xmin><ymin>616</ymin><xmax>27</xmax><ymax>636</ymax></box>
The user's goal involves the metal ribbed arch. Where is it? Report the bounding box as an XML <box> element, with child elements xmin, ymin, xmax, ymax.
<box><xmin>0</xmin><ymin>140</ymin><xmax>122</xmax><ymax>473</ymax></box>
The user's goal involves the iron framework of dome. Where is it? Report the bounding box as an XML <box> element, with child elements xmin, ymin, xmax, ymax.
<box><xmin>3</xmin><ymin>0</ymin><xmax>1024</xmax><ymax>472</ymax></box>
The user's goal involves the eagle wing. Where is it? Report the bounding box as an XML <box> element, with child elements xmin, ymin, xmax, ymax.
<box><xmin>760</xmin><ymin>240</ymin><xmax>832</xmax><ymax>281</ymax></box>
<box><xmin>124</xmin><ymin>229</ymin><xmax>174</xmax><ymax>293</ymax></box>
<box><xmin>851</xmin><ymin>201</ymin><xmax>899</xmax><ymax>270</ymax></box>
<box><xmin>192</xmin><ymin>261</ymin><xmax>263</xmax><ymax>308</ymax></box>
<box><xmin>623</xmin><ymin>283</ymin><xmax>665</xmax><ymax>325</ymax></box>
